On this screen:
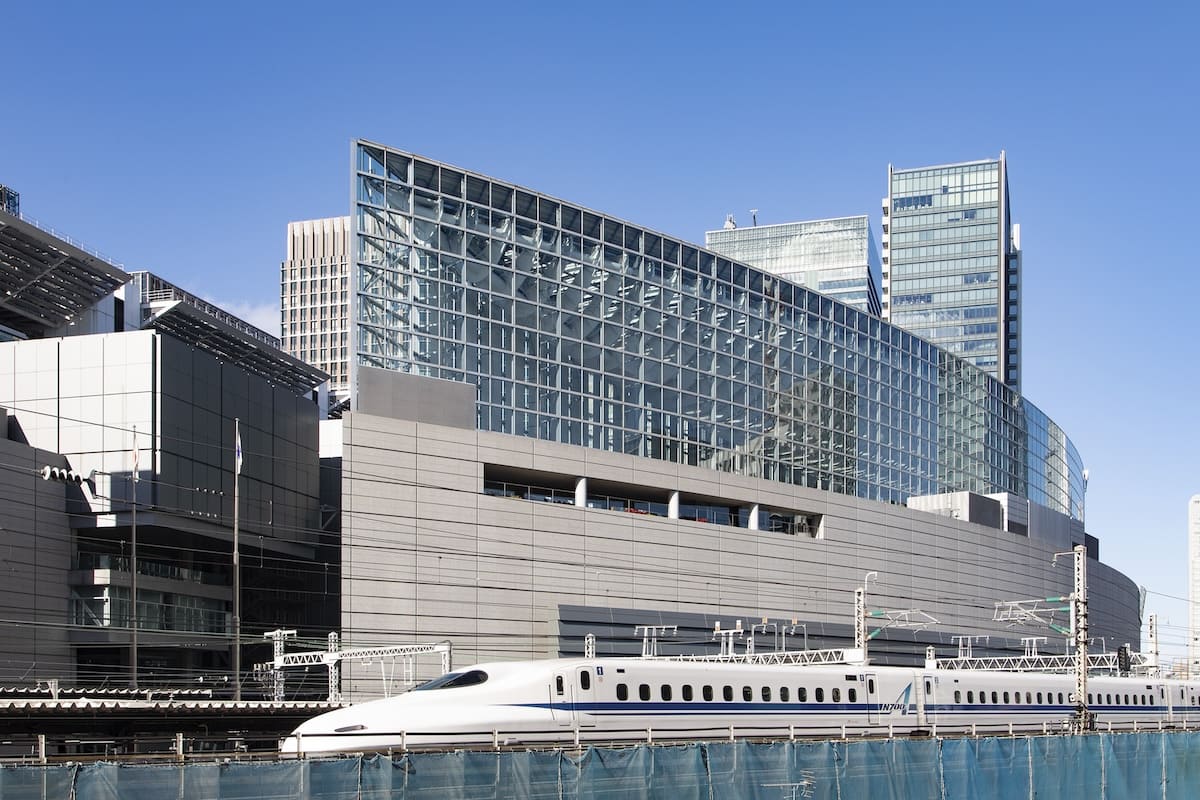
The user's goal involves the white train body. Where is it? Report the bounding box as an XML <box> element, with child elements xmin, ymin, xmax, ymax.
<box><xmin>281</xmin><ymin>658</ymin><xmax>1200</xmax><ymax>754</ymax></box>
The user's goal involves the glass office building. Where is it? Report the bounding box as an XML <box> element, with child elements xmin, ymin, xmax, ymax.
<box><xmin>350</xmin><ymin>141</ymin><xmax>1079</xmax><ymax>519</ymax></box>
<box><xmin>704</xmin><ymin>216</ymin><xmax>881</xmax><ymax>316</ymax></box>
<box><xmin>881</xmin><ymin>154</ymin><xmax>1020</xmax><ymax>390</ymax></box>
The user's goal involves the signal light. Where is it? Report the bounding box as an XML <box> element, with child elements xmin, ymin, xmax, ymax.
<box><xmin>41</xmin><ymin>466</ymin><xmax>84</xmax><ymax>485</ymax></box>
<box><xmin>1117</xmin><ymin>644</ymin><xmax>1131</xmax><ymax>675</ymax></box>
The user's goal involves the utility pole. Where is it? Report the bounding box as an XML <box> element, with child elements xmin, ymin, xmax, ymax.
<box><xmin>1055</xmin><ymin>544</ymin><xmax>1093</xmax><ymax>733</ymax></box>
<box><xmin>855</xmin><ymin>571</ymin><xmax>879</xmax><ymax>662</ymax></box>
<box><xmin>264</xmin><ymin>629</ymin><xmax>297</xmax><ymax>701</ymax></box>
<box><xmin>130</xmin><ymin>426</ymin><xmax>138</xmax><ymax>690</ymax></box>
<box><xmin>232</xmin><ymin>418</ymin><xmax>242</xmax><ymax>700</ymax></box>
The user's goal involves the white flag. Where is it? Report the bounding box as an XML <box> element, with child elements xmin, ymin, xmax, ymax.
<box><xmin>235</xmin><ymin>427</ymin><xmax>243</xmax><ymax>476</ymax></box>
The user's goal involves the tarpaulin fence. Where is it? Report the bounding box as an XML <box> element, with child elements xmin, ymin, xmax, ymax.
<box><xmin>2</xmin><ymin>731</ymin><xmax>1199</xmax><ymax>799</ymax></box>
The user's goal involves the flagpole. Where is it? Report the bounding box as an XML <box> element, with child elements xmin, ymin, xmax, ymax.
<box><xmin>130</xmin><ymin>425</ymin><xmax>138</xmax><ymax>690</ymax></box>
<box><xmin>233</xmin><ymin>417</ymin><xmax>241</xmax><ymax>701</ymax></box>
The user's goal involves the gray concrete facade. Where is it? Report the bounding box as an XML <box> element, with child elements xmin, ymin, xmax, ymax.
<box><xmin>339</xmin><ymin>402</ymin><xmax>1141</xmax><ymax>701</ymax></box>
<box><xmin>0</xmin><ymin>437</ymin><xmax>71</xmax><ymax>685</ymax></box>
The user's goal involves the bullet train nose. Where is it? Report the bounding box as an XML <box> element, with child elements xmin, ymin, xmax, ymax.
<box><xmin>281</xmin><ymin>705</ymin><xmax>375</xmax><ymax>755</ymax></box>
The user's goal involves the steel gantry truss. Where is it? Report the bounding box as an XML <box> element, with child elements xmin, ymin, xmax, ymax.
<box><xmin>255</xmin><ymin>631</ymin><xmax>452</xmax><ymax>703</ymax></box>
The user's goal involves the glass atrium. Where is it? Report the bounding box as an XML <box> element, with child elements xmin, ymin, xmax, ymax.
<box><xmin>351</xmin><ymin>141</ymin><xmax>1081</xmax><ymax>519</ymax></box>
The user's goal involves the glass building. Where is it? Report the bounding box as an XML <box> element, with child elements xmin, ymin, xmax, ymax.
<box><xmin>704</xmin><ymin>216</ymin><xmax>881</xmax><ymax>316</ymax></box>
<box><xmin>350</xmin><ymin>141</ymin><xmax>1079</xmax><ymax>519</ymax></box>
<box><xmin>881</xmin><ymin>153</ymin><xmax>1021</xmax><ymax>391</ymax></box>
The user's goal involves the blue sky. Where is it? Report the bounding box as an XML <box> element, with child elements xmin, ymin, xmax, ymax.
<box><xmin>4</xmin><ymin>2</ymin><xmax>1198</xmax><ymax>656</ymax></box>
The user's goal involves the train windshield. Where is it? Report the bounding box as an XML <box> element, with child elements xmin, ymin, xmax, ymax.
<box><xmin>412</xmin><ymin>670</ymin><xmax>489</xmax><ymax>691</ymax></box>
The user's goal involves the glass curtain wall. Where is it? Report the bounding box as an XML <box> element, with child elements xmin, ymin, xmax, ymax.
<box><xmin>350</xmin><ymin>142</ymin><xmax>1080</xmax><ymax>518</ymax></box>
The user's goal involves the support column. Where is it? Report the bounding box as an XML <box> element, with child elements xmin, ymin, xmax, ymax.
<box><xmin>575</xmin><ymin>477</ymin><xmax>587</xmax><ymax>508</ymax></box>
<box><xmin>668</xmin><ymin>491</ymin><xmax>680</xmax><ymax>519</ymax></box>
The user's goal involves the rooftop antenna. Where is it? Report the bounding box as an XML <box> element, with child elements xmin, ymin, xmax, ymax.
<box><xmin>750</xmin><ymin>208</ymin><xmax>759</xmax><ymax>226</ymax></box>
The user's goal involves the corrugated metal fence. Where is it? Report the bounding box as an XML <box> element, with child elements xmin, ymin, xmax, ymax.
<box><xmin>2</xmin><ymin>732</ymin><xmax>1198</xmax><ymax>799</ymax></box>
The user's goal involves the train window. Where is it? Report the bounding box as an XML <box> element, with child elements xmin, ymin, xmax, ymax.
<box><xmin>955</xmin><ymin>691</ymin><xmax>962</xmax><ymax>703</ymax></box>
<box><xmin>743</xmin><ymin>686</ymin><xmax>753</xmax><ymax>702</ymax></box>
<box><xmin>639</xmin><ymin>684</ymin><xmax>650</xmax><ymax>701</ymax></box>
<box><xmin>1059</xmin><ymin>693</ymin><xmax>1065</xmax><ymax>705</ymax></box>
<box><xmin>1088</xmin><ymin>693</ymin><xmax>1093</xmax><ymax>704</ymax></box>
<box><xmin>991</xmin><ymin>691</ymin><xmax>998</xmax><ymax>704</ymax></box>
<box><xmin>799</xmin><ymin>688</ymin><xmax>808</xmax><ymax>702</ymax></box>
<box><xmin>703</xmin><ymin>685</ymin><xmax>713</xmax><ymax>701</ymax></box>
<box><xmin>781</xmin><ymin>687</ymin><xmax>790</xmax><ymax>702</ymax></box>
<box><xmin>683</xmin><ymin>685</ymin><xmax>693</xmax><ymax>701</ymax></box>
<box><xmin>724</xmin><ymin>686</ymin><xmax>733</xmax><ymax>702</ymax></box>
<box><xmin>661</xmin><ymin>685</ymin><xmax>672</xmax><ymax>701</ymax></box>
<box><xmin>832</xmin><ymin>688</ymin><xmax>841</xmax><ymax>703</ymax></box>
<box><xmin>556</xmin><ymin>677</ymin><xmax>564</xmax><ymax>696</ymax></box>
<box><xmin>868</xmin><ymin>679</ymin><xmax>875</xmax><ymax>693</ymax></box>
<box><xmin>762</xmin><ymin>687</ymin><xmax>772</xmax><ymax>702</ymax></box>
<box><xmin>416</xmin><ymin>670</ymin><xmax>490</xmax><ymax>691</ymax></box>
<box><xmin>925</xmin><ymin>680</ymin><xmax>932</xmax><ymax>695</ymax></box>
<box><xmin>1124</xmin><ymin>694</ymin><xmax>1130</xmax><ymax>705</ymax></box>
<box><xmin>580</xmin><ymin>671</ymin><xmax>591</xmax><ymax>690</ymax></box>
<box><xmin>1003</xmin><ymin>692</ymin><xmax>1010</xmax><ymax>704</ymax></box>
<box><xmin>1107</xmin><ymin>694</ymin><xmax>1112</xmax><ymax>704</ymax></box>
<box><xmin>617</xmin><ymin>684</ymin><xmax>628</xmax><ymax>701</ymax></box>
<box><xmin>1026</xmin><ymin>692</ymin><xmax>1032</xmax><ymax>704</ymax></box>
<box><xmin>1037</xmin><ymin>692</ymin><xmax>1043</xmax><ymax>704</ymax></box>
<box><xmin>1013</xmin><ymin>692</ymin><xmax>1020</xmax><ymax>705</ymax></box>
<box><xmin>816</xmin><ymin>688</ymin><xmax>825</xmax><ymax>702</ymax></box>
<box><xmin>849</xmin><ymin>688</ymin><xmax>857</xmax><ymax>703</ymax></box>
<box><xmin>967</xmin><ymin>691</ymin><xmax>974</xmax><ymax>703</ymax></box>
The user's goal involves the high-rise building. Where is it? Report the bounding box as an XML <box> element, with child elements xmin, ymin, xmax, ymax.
<box><xmin>282</xmin><ymin>217</ymin><xmax>351</xmax><ymax>407</ymax></box>
<box><xmin>1190</xmin><ymin>495</ymin><xmax>1200</xmax><ymax>676</ymax></box>
<box><xmin>704</xmin><ymin>215</ymin><xmax>881</xmax><ymax>315</ymax></box>
<box><xmin>881</xmin><ymin>153</ymin><xmax>1021</xmax><ymax>390</ymax></box>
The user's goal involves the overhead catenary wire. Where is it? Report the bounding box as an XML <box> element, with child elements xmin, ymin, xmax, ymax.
<box><xmin>0</xmin><ymin>400</ymin><xmax>1174</xmax><ymax>682</ymax></box>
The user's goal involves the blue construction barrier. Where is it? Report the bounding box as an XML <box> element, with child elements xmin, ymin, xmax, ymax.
<box><xmin>3</xmin><ymin>731</ymin><xmax>1199</xmax><ymax>799</ymax></box>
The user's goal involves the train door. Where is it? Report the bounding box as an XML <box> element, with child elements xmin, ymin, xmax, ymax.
<box><xmin>575</xmin><ymin>667</ymin><xmax>597</xmax><ymax>727</ymax></box>
<box><xmin>864</xmin><ymin>673</ymin><xmax>879</xmax><ymax>724</ymax></box>
<box><xmin>550</xmin><ymin>670</ymin><xmax>574</xmax><ymax>726</ymax></box>
<box><xmin>919</xmin><ymin>674</ymin><xmax>935</xmax><ymax>726</ymax></box>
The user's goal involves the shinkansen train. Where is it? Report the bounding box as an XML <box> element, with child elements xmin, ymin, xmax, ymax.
<box><xmin>280</xmin><ymin>657</ymin><xmax>1200</xmax><ymax>754</ymax></box>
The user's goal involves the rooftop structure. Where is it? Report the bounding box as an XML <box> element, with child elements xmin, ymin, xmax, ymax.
<box><xmin>0</xmin><ymin>184</ymin><xmax>18</xmax><ymax>217</ymax></box>
<box><xmin>0</xmin><ymin>207</ymin><xmax>130</xmax><ymax>336</ymax></box>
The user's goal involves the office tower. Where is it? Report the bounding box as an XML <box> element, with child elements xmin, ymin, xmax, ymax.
<box><xmin>881</xmin><ymin>153</ymin><xmax>1020</xmax><ymax>390</ymax></box>
<box><xmin>282</xmin><ymin>217</ymin><xmax>351</xmax><ymax>406</ymax></box>
<box><xmin>705</xmin><ymin>215</ymin><xmax>881</xmax><ymax>315</ymax></box>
